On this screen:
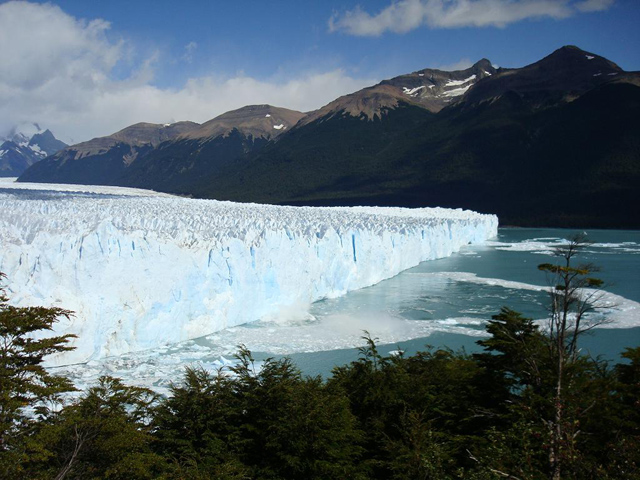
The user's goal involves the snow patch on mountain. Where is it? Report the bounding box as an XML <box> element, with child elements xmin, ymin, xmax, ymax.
<box><xmin>403</xmin><ymin>86</ymin><xmax>426</xmax><ymax>96</ymax></box>
<box><xmin>0</xmin><ymin>180</ymin><xmax>498</xmax><ymax>366</ymax></box>
<box><xmin>445</xmin><ymin>75</ymin><xmax>476</xmax><ymax>87</ymax></box>
<box><xmin>442</xmin><ymin>84</ymin><xmax>473</xmax><ymax>97</ymax></box>
<box><xmin>29</xmin><ymin>144</ymin><xmax>43</xmax><ymax>156</ymax></box>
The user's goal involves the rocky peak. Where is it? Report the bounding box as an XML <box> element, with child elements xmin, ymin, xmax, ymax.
<box><xmin>4</xmin><ymin>122</ymin><xmax>42</xmax><ymax>145</ymax></box>
<box><xmin>299</xmin><ymin>58</ymin><xmax>497</xmax><ymax>127</ymax></box>
<box><xmin>63</xmin><ymin>121</ymin><xmax>201</xmax><ymax>159</ymax></box>
<box><xmin>383</xmin><ymin>58</ymin><xmax>498</xmax><ymax>110</ymax></box>
<box><xmin>110</xmin><ymin>121</ymin><xmax>201</xmax><ymax>147</ymax></box>
<box><xmin>29</xmin><ymin>129</ymin><xmax>67</xmax><ymax>156</ymax></box>
<box><xmin>0</xmin><ymin>125</ymin><xmax>68</xmax><ymax>177</ymax></box>
<box><xmin>461</xmin><ymin>45</ymin><xmax>631</xmax><ymax>108</ymax></box>
<box><xmin>181</xmin><ymin>105</ymin><xmax>306</xmax><ymax>141</ymax></box>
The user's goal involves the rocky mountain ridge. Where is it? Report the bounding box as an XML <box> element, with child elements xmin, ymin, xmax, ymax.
<box><xmin>18</xmin><ymin>46</ymin><xmax>640</xmax><ymax>227</ymax></box>
<box><xmin>18</xmin><ymin>107</ymin><xmax>305</xmax><ymax>188</ymax></box>
<box><xmin>189</xmin><ymin>45</ymin><xmax>640</xmax><ymax>228</ymax></box>
<box><xmin>64</xmin><ymin>121</ymin><xmax>201</xmax><ymax>159</ymax></box>
<box><xmin>182</xmin><ymin>105</ymin><xmax>306</xmax><ymax>141</ymax></box>
<box><xmin>298</xmin><ymin>59</ymin><xmax>496</xmax><ymax>127</ymax></box>
<box><xmin>462</xmin><ymin>45</ymin><xmax>627</xmax><ymax>108</ymax></box>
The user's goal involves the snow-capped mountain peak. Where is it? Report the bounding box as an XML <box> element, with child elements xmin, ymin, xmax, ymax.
<box><xmin>0</xmin><ymin>124</ymin><xmax>67</xmax><ymax>177</ymax></box>
<box><xmin>4</xmin><ymin>122</ymin><xmax>43</xmax><ymax>145</ymax></box>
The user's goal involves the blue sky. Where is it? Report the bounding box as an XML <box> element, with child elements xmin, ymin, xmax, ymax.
<box><xmin>49</xmin><ymin>0</ymin><xmax>640</xmax><ymax>84</ymax></box>
<box><xmin>1</xmin><ymin>0</ymin><xmax>638</xmax><ymax>142</ymax></box>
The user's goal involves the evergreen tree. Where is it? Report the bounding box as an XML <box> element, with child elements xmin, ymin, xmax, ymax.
<box><xmin>538</xmin><ymin>235</ymin><xmax>606</xmax><ymax>480</ymax></box>
<box><xmin>329</xmin><ymin>334</ymin><xmax>493</xmax><ymax>478</ymax></box>
<box><xmin>0</xmin><ymin>272</ymin><xmax>76</xmax><ymax>478</ymax></box>
<box><xmin>155</xmin><ymin>347</ymin><xmax>363</xmax><ymax>479</ymax></box>
<box><xmin>153</xmin><ymin>366</ymin><xmax>250</xmax><ymax>478</ymax></box>
<box><xmin>473</xmin><ymin>237</ymin><xmax>617</xmax><ymax>479</ymax></box>
<box><xmin>24</xmin><ymin>376</ymin><xmax>165</xmax><ymax>480</ymax></box>
<box><xmin>604</xmin><ymin>347</ymin><xmax>640</xmax><ymax>477</ymax></box>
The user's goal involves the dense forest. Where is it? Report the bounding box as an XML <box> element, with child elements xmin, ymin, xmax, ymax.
<box><xmin>1</xmin><ymin>238</ymin><xmax>638</xmax><ymax>479</ymax></box>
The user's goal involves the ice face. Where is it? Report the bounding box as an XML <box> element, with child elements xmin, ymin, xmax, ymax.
<box><xmin>0</xmin><ymin>179</ymin><xmax>498</xmax><ymax>365</ymax></box>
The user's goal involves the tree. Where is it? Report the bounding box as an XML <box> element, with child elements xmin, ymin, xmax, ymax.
<box><xmin>476</xmin><ymin>307</ymin><xmax>546</xmax><ymax>393</ymax></box>
<box><xmin>25</xmin><ymin>376</ymin><xmax>164</xmax><ymax>480</ymax></box>
<box><xmin>0</xmin><ymin>272</ymin><xmax>76</xmax><ymax>477</ymax></box>
<box><xmin>329</xmin><ymin>334</ymin><xmax>494</xmax><ymax>479</ymax></box>
<box><xmin>472</xmin><ymin>237</ymin><xmax>617</xmax><ymax>479</ymax></box>
<box><xmin>152</xmin><ymin>366</ymin><xmax>250</xmax><ymax>479</ymax></box>
<box><xmin>603</xmin><ymin>347</ymin><xmax>640</xmax><ymax>477</ymax></box>
<box><xmin>538</xmin><ymin>235</ymin><xmax>606</xmax><ymax>480</ymax></box>
<box><xmin>154</xmin><ymin>347</ymin><xmax>363</xmax><ymax>479</ymax></box>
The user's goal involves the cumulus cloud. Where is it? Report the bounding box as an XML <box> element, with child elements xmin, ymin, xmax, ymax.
<box><xmin>329</xmin><ymin>0</ymin><xmax>615</xmax><ymax>36</ymax></box>
<box><xmin>0</xmin><ymin>2</ymin><xmax>374</xmax><ymax>144</ymax></box>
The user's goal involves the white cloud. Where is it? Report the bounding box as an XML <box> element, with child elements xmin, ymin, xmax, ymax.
<box><xmin>182</xmin><ymin>41</ymin><xmax>198</xmax><ymax>63</ymax></box>
<box><xmin>63</xmin><ymin>71</ymin><xmax>374</xmax><ymax>143</ymax></box>
<box><xmin>329</xmin><ymin>1</ymin><xmax>428</xmax><ymax>36</ymax></box>
<box><xmin>436</xmin><ymin>57</ymin><xmax>474</xmax><ymax>71</ymax></box>
<box><xmin>574</xmin><ymin>0</ymin><xmax>615</xmax><ymax>12</ymax></box>
<box><xmin>329</xmin><ymin>0</ymin><xmax>614</xmax><ymax>36</ymax></box>
<box><xmin>0</xmin><ymin>1</ymin><xmax>121</xmax><ymax>90</ymax></box>
<box><xmin>0</xmin><ymin>2</ymin><xmax>374</xmax><ymax>144</ymax></box>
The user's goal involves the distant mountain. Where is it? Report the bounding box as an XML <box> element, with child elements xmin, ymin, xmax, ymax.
<box><xmin>463</xmin><ymin>45</ymin><xmax>631</xmax><ymax>108</ymax></box>
<box><xmin>182</xmin><ymin>104</ymin><xmax>305</xmax><ymax>140</ymax></box>
<box><xmin>30</xmin><ymin>129</ymin><xmax>68</xmax><ymax>154</ymax></box>
<box><xmin>118</xmin><ymin>105</ymin><xmax>306</xmax><ymax>193</ymax></box>
<box><xmin>5</xmin><ymin>122</ymin><xmax>45</xmax><ymax>145</ymax></box>
<box><xmin>298</xmin><ymin>59</ymin><xmax>496</xmax><ymax>128</ymax></box>
<box><xmin>18</xmin><ymin>46</ymin><xmax>640</xmax><ymax>228</ymax></box>
<box><xmin>191</xmin><ymin>46</ymin><xmax>640</xmax><ymax>228</ymax></box>
<box><xmin>19</xmin><ymin>106</ymin><xmax>305</xmax><ymax>190</ymax></box>
<box><xmin>19</xmin><ymin>121</ymin><xmax>200</xmax><ymax>185</ymax></box>
<box><xmin>0</xmin><ymin>124</ymin><xmax>67</xmax><ymax>177</ymax></box>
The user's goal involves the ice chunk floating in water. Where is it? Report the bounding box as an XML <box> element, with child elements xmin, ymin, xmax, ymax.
<box><xmin>0</xmin><ymin>179</ymin><xmax>498</xmax><ymax>365</ymax></box>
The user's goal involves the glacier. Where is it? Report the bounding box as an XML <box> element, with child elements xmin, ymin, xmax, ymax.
<box><xmin>0</xmin><ymin>179</ymin><xmax>498</xmax><ymax>365</ymax></box>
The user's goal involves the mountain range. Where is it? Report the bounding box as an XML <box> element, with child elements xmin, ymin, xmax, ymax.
<box><xmin>0</xmin><ymin>124</ymin><xmax>67</xmax><ymax>177</ymax></box>
<box><xmin>18</xmin><ymin>46</ymin><xmax>640</xmax><ymax>228</ymax></box>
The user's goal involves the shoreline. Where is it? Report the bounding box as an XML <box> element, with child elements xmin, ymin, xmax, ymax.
<box><xmin>267</xmin><ymin>326</ymin><xmax>640</xmax><ymax>378</ymax></box>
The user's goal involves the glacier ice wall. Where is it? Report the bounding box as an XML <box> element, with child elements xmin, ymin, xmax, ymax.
<box><xmin>0</xmin><ymin>180</ymin><xmax>498</xmax><ymax>365</ymax></box>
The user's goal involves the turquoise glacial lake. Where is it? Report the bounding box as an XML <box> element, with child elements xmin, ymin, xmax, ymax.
<box><xmin>280</xmin><ymin>228</ymin><xmax>640</xmax><ymax>375</ymax></box>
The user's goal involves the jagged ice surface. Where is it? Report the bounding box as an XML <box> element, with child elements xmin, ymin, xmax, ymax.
<box><xmin>0</xmin><ymin>180</ymin><xmax>498</xmax><ymax>365</ymax></box>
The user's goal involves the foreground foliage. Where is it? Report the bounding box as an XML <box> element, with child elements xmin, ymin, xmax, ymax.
<box><xmin>1</xmin><ymin>237</ymin><xmax>639</xmax><ymax>479</ymax></box>
<box><xmin>0</xmin><ymin>273</ymin><xmax>76</xmax><ymax>479</ymax></box>
<box><xmin>7</xmin><ymin>336</ymin><xmax>636</xmax><ymax>480</ymax></box>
